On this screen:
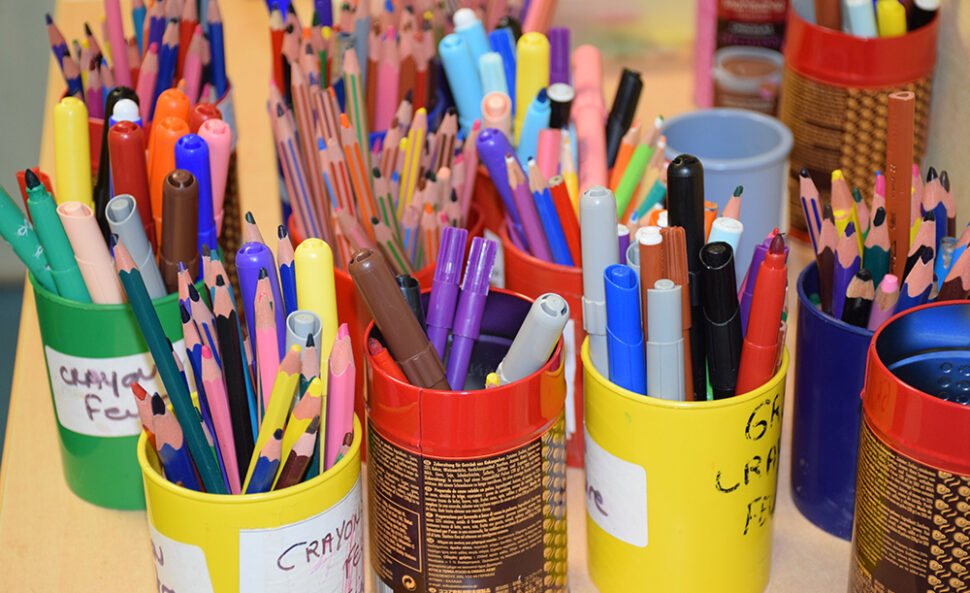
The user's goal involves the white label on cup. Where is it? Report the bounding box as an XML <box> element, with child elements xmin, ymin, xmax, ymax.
<box><xmin>584</xmin><ymin>428</ymin><xmax>648</xmax><ymax>547</ymax></box>
<box><xmin>563</xmin><ymin>319</ymin><xmax>577</xmax><ymax>439</ymax></box>
<box><xmin>484</xmin><ymin>229</ymin><xmax>506</xmax><ymax>289</ymax></box>
<box><xmin>148</xmin><ymin>523</ymin><xmax>216</xmax><ymax>593</ymax></box>
<box><xmin>44</xmin><ymin>339</ymin><xmax>187</xmax><ymax>437</ymax></box>
<box><xmin>238</xmin><ymin>478</ymin><xmax>364</xmax><ymax>593</ymax></box>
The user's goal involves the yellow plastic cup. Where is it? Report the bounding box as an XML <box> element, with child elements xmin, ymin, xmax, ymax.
<box><xmin>137</xmin><ymin>415</ymin><xmax>364</xmax><ymax>593</ymax></box>
<box><xmin>583</xmin><ymin>339</ymin><xmax>788</xmax><ymax>593</ymax></box>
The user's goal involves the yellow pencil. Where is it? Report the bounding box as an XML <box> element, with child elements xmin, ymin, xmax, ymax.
<box><xmin>273</xmin><ymin>376</ymin><xmax>323</xmax><ymax>488</ymax></box>
<box><xmin>399</xmin><ymin>108</ymin><xmax>427</xmax><ymax>217</ymax></box>
<box><xmin>243</xmin><ymin>346</ymin><xmax>301</xmax><ymax>491</ymax></box>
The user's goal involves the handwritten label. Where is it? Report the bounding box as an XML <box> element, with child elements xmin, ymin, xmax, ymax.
<box><xmin>238</xmin><ymin>478</ymin><xmax>364</xmax><ymax>593</ymax></box>
<box><xmin>584</xmin><ymin>429</ymin><xmax>648</xmax><ymax>547</ymax></box>
<box><xmin>44</xmin><ymin>340</ymin><xmax>186</xmax><ymax>437</ymax></box>
<box><xmin>712</xmin><ymin>392</ymin><xmax>783</xmax><ymax>535</ymax></box>
<box><xmin>148</xmin><ymin>523</ymin><xmax>215</xmax><ymax>593</ymax></box>
<box><xmin>563</xmin><ymin>319</ymin><xmax>577</xmax><ymax>439</ymax></box>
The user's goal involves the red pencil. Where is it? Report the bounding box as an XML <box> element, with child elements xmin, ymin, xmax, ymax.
<box><xmin>549</xmin><ymin>175</ymin><xmax>582</xmax><ymax>264</ymax></box>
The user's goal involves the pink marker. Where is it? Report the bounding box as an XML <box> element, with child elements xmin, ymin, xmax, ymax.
<box><xmin>198</xmin><ymin>118</ymin><xmax>232</xmax><ymax>235</ymax></box>
<box><xmin>572</xmin><ymin>45</ymin><xmax>607</xmax><ymax>190</ymax></box>
<box><xmin>536</xmin><ymin>128</ymin><xmax>562</xmax><ymax>180</ymax></box>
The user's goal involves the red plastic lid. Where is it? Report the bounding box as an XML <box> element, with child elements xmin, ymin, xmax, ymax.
<box><xmin>365</xmin><ymin>289</ymin><xmax>566</xmax><ymax>458</ymax></box>
<box><xmin>863</xmin><ymin>302</ymin><xmax>970</xmax><ymax>475</ymax></box>
<box><xmin>784</xmin><ymin>9</ymin><xmax>938</xmax><ymax>88</ymax></box>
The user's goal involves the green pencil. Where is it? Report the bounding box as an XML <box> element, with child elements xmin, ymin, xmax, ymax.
<box><xmin>114</xmin><ymin>239</ymin><xmax>227</xmax><ymax>494</ymax></box>
<box><xmin>0</xmin><ymin>183</ymin><xmax>56</xmax><ymax>293</ymax></box>
<box><xmin>614</xmin><ymin>144</ymin><xmax>653</xmax><ymax>218</ymax></box>
<box><xmin>25</xmin><ymin>170</ymin><xmax>91</xmax><ymax>302</ymax></box>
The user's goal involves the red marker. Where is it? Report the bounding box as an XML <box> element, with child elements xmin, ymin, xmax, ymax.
<box><xmin>735</xmin><ymin>233</ymin><xmax>787</xmax><ymax>395</ymax></box>
<box><xmin>187</xmin><ymin>102</ymin><xmax>222</xmax><ymax>134</ymax></box>
<box><xmin>108</xmin><ymin>121</ymin><xmax>156</xmax><ymax>251</ymax></box>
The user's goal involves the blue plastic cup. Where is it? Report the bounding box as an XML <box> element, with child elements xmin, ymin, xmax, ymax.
<box><xmin>791</xmin><ymin>262</ymin><xmax>872</xmax><ymax>539</ymax></box>
<box><xmin>663</xmin><ymin>108</ymin><xmax>792</xmax><ymax>282</ymax></box>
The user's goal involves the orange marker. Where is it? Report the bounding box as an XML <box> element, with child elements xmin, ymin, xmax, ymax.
<box><xmin>149</xmin><ymin>116</ymin><xmax>189</xmax><ymax>235</ymax></box>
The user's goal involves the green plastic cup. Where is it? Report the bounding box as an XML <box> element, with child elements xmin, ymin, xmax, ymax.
<box><xmin>30</xmin><ymin>272</ymin><xmax>187</xmax><ymax>509</ymax></box>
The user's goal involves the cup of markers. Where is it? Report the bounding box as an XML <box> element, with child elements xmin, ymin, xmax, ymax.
<box><xmin>348</xmin><ymin>231</ymin><xmax>570</xmax><ymax>592</ymax></box>
<box><xmin>792</xmin><ymin>163</ymin><xmax>965</xmax><ymax>538</ymax></box>
<box><xmin>576</xmin><ymin>172</ymin><xmax>790</xmax><ymax>592</ymax></box>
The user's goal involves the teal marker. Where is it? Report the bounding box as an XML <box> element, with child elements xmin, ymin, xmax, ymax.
<box><xmin>25</xmin><ymin>170</ymin><xmax>91</xmax><ymax>302</ymax></box>
<box><xmin>0</xmin><ymin>181</ymin><xmax>56</xmax><ymax>294</ymax></box>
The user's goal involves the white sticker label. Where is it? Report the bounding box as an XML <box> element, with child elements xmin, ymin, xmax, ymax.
<box><xmin>149</xmin><ymin>523</ymin><xmax>216</xmax><ymax>593</ymax></box>
<box><xmin>484</xmin><ymin>228</ymin><xmax>506</xmax><ymax>289</ymax></box>
<box><xmin>584</xmin><ymin>428</ymin><xmax>648</xmax><ymax>547</ymax></box>
<box><xmin>238</xmin><ymin>478</ymin><xmax>364</xmax><ymax>593</ymax></box>
<box><xmin>563</xmin><ymin>319</ymin><xmax>577</xmax><ymax>439</ymax></box>
<box><xmin>44</xmin><ymin>340</ymin><xmax>187</xmax><ymax>437</ymax></box>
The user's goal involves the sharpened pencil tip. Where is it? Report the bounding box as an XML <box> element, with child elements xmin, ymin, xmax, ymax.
<box><xmin>277</xmin><ymin>224</ymin><xmax>287</xmax><ymax>239</ymax></box>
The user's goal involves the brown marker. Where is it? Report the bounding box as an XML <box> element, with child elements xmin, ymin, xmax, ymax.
<box><xmin>160</xmin><ymin>169</ymin><xmax>199</xmax><ymax>293</ymax></box>
<box><xmin>348</xmin><ymin>248</ymin><xmax>450</xmax><ymax>390</ymax></box>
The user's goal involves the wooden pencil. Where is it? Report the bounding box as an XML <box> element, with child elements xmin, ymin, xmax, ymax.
<box><xmin>904</xmin><ymin>212</ymin><xmax>935</xmax><ymax>279</ymax></box>
<box><xmin>245</xmin><ymin>428</ymin><xmax>283</xmax><ymax>494</ymax></box>
<box><xmin>151</xmin><ymin>392</ymin><xmax>203</xmax><ymax>491</ymax></box>
<box><xmin>867</xmin><ymin>274</ymin><xmax>900</xmax><ymax>331</ymax></box>
<box><xmin>254</xmin><ymin>269</ymin><xmax>281</xmax><ymax>416</ymax></box>
<box><xmin>243</xmin><ymin>211</ymin><xmax>265</xmax><ymax>244</ymax></box>
<box><xmin>243</xmin><ymin>346</ymin><xmax>301</xmax><ymax>492</ymax></box>
<box><xmin>816</xmin><ymin>204</ymin><xmax>839</xmax><ymax>314</ymax></box>
<box><xmin>937</xmin><ymin>247</ymin><xmax>970</xmax><ymax>302</ymax></box>
<box><xmin>841</xmin><ymin>269</ymin><xmax>874</xmax><ymax>328</ymax></box>
<box><xmin>896</xmin><ymin>247</ymin><xmax>933</xmax><ymax>313</ymax></box>
<box><xmin>863</xmin><ymin>206</ymin><xmax>890</xmax><ymax>287</ymax></box>
<box><xmin>200</xmin><ymin>344</ymin><xmax>241</xmax><ymax>494</ymax></box>
<box><xmin>274</xmin><ymin>416</ymin><xmax>321</xmax><ymax>490</ymax></box>
<box><xmin>832</xmin><ymin>222</ymin><xmax>861</xmax><ymax>320</ymax></box>
<box><xmin>886</xmin><ymin>92</ymin><xmax>914</xmax><ymax>282</ymax></box>
<box><xmin>276</xmin><ymin>376</ymin><xmax>323</xmax><ymax>488</ymax></box>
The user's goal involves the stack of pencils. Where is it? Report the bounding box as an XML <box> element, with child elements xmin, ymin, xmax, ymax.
<box><xmin>118</xmin><ymin>224</ymin><xmax>355</xmax><ymax>495</ymax></box>
<box><xmin>46</xmin><ymin>0</ymin><xmax>228</xmax><ymax>116</ymax></box>
<box><xmin>802</xmin><ymin>164</ymin><xmax>965</xmax><ymax>331</ymax></box>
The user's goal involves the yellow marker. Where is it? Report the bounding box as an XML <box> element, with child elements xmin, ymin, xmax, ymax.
<box><xmin>876</xmin><ymin>0</ymin><xmax>906</xmax><ymax>37</ymax></box>
<box><xmin>53</xmin><ymin>97</ymin><xmax>93</xmax><ymax>208</ymax></box>
<box><xmin>514</xmin><ymin>32</ymin><xmax>550</xmax><ymax>142</ymax></box>
<box><xmin>243</xmin><ymin>346</ymin><xmax>302</xmax><ymax>492</ymax></box>
<box><xmin>274</xmin><ymin>376</ymin><xmax>323</xmax><ymax>488</ymax></box>
<box><xmin>294</xmin><ymin>239</ymin><xmax>338</xmax><ymax>384</ymax></box>
<box><xmin>485</xmin><ymin>372</ymin><xmax>500</xmax><ymax>388</ymax></box>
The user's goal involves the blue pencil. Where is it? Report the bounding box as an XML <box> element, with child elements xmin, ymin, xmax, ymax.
<box><xmin>152</xmin><ymin>20</ymin><xmax>179</xmax><ymax>116</ymax></box>
<box><xmin>132</xmin><ymin>3</ymin><xmax>147</xmax><ymax>54</ymax></box>
<box><xmin>245</xmin><ymin>429</ymin><xmax>283</xmax><ymax>494</ymax></box>
<box><xmin>208</xmin><ymin>2</ymin><xmax>228</xmax><ymax>98</ymax></box>
<box><xmin>151</xmin><ymin>394</ymin><xmax>203</xmax><ymax>491</ymax></box>
<box><xmin>277</xmin><ymin>225</ymin><xmax>298</xmax><ymax>317</ymax></box>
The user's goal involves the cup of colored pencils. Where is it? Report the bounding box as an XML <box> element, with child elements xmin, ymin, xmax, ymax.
<box><xmin>114</xmin><ymin>227</ymin><xmax>363</xmax><ymax>589</ymax></box>
<box><xmin>792</xmin><ymin>163</ymin><xmax>963</xmax><ymax>538</ymax></box>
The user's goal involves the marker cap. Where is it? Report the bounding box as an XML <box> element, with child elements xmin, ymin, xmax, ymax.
<box><xmin>496</xmin><ymin>293</ymin><xmax>569</xmax><ymax>385</ymax></box>
<box><xmin>285</xmin><ymin>310</ymin><xmax>322</xmax><ymax>353</ymax></box>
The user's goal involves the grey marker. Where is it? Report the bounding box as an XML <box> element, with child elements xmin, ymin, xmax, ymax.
<box><xmin>106</xmin><ymin>194</ymin><xmax>167</xmax><ymax>299</ymax></box>
<box><xmin>646</xmin><ymin>279</ymin><xmax>685</xmax><ymax>401</ymax></box>
<box><xmin>580</xmin><ymin>185</ymin><xmax>619</xmax><ymax>375</ymax></box>
<box><xmin>285</xmin><ymin>310</ymin><xmax>322</xmax><ymax>354</ymax></box>
<box><xmin>496</xmin><ymin>293</ymin><xmax>569</xmax><ymax>385</ymax></box>
<box><xmin>625</xmin><ymin>241</ymin><xmax>640</xmax><ymax>275</ymax></box>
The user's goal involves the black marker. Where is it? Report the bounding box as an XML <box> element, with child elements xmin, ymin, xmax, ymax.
<box><xmin>701</xmin><ymin>242</ymin><xmax>743</xmax><ymax>399</ymax></box>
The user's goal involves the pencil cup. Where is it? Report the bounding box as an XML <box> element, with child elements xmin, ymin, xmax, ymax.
<box><xmin>779</xmin><ymin>10</ymin><xmax>938</xmax><ymax>236</ymax></box>
<box><xmin>30</xmin><ymin>273</ymin><xmax>190</xmax><ymax>510</ymax></box>
<box><xmin>791</xmin><ymin>263</ymin><xmax>872</xmax><ymax>539</ymax></box>
<box><xmin>663</xmin><ymin>109</ymin><xmax>792</xmax><ymax>283</ymax></box>
<box><xmin>500</xmin><ymin>221</ymin><xmax>585</xmax><ymax>467</ymax></box>
<box><xmin>851</xmin><ymin>302</ymin><xmax>970</xmax><ymax>593</ymax></box>
<box><xmin>138</xmin><ymin>415</ymin><xmax>364</xmax><ymax>593</ymax></box>
<box><xmin>288</xmin><ymin>204</ymin><xmax>484</xmax><ymax>460</ymax></box>
<box><xmin>365</xmin><ymin>289</ymin><xmax>568</xmax><ymax>593</ymax></box>
<box><xmin>583</xmin><ymin>338</ymin><xmax>789</xmax><ymax>593</ymax></box>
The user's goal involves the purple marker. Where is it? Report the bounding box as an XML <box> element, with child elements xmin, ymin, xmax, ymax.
<box><xmin>236</xmin><ymin>241</ymin><xmax>287</xmax><ymax>360</ymax></box>
<box><xmin>426</xmin><ymin>226</ymin><xmax>468</xmax><ymax>359</ymax></box>
<box><xmin>446</xmin><ymin>237</ymin><xmax>497</xmax><ymax>390</ymax></box>
<box><xmin>548</xmin><ymin>28</ymin><xmax>570</xmax><ymax>85</ymax></box>
<box><xmin>739</xmin><ymin>230</ymin><xmax>788</xmax><ymax>333</ymax></box>
<box><xmin>617</xmin><ymin>224</ymin><xmax>630</xmax><ymax>260</ymax></box>
<box><xmin>476</xmin><ymin>128</ymin><xmax>528</xmax><ymax>246</ymax></box>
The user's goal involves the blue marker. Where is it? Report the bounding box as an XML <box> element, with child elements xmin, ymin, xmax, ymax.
<box><xmin>454</xmin><ymin>8</ymin><xmax>491</xmax><ymax>64</ymax></box>
<box><xmin>516</xmin><ymin>88</ymin><xmax>550</xmax><ymax>164</ymax></box>
<box><xmin>479</xmin><ymin>52</ymin><xmax>509</xmax><ymax>97</ymax></box>
<box><xmin>604</xmin><ymin>264</ymin><xmax>647</xmax><ymax>395</ymax></box>
<box><xmin>175</xmin><ymin>134</ymin><xmax>218</xmax><ymax>254</ymax></box>
<box><xmin>439</xmin><ymin>34</ymin><xmax>484</xmax><ymax>134</ymax></box>
<box><xmin>489</xmin><ymin>28</ymin><xmax>517</xmax><ymax>115</ymax></box>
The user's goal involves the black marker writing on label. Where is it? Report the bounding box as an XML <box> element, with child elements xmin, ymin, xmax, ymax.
<box><xmin>84</xmin><ymin>393</ymin><xmax>140</xmax><ymax>422</ymax></box>
<box><xmin>60</xmin><ymin>365</ymin><xmax>158</xmax><ymax>399</ymax></box>
<box><xmin>586</xmin><ymin>484</ymin><xmax>608</xmax><ymax>516</ymax></box>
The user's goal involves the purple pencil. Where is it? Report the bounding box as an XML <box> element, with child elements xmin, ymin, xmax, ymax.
<box><xmin>831</xmin><ymin>222</ymin><xmax>861</xmax><ymax>320</ymax></box>
<box><xmin>446</xmin><ymin>237</ymin><xmax>497</xmax><ymax>390</ymax></box>
<box><xmin>866</xmin><ymin>274</ymin><xmax>899</xmax><ymax>331</ymax></box>
<box><xmin>506</xmin><ymin>153</ymin><xmax>553</xmax><ymax>262</ymax></box>
<box><xmin>426</xmin><ymin>226</ymin><xmax>468</xmax><ymax>359</ymax></box>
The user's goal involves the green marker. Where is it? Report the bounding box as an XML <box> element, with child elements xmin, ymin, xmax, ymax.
<box><xmin>0</xmin><ymin>182</ymin><xmax>56</xmax><ymax>294</ymax></box>
<box><xmin>25</xmin><ymin>170</ymin><xmax>91</xmax><ymax>302</ymax></box>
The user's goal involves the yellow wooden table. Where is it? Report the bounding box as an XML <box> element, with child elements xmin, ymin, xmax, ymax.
<box><xmin>0</xmin><ymin>1</ymin><xmax>851</xmax><ymax>590</ymax></box>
